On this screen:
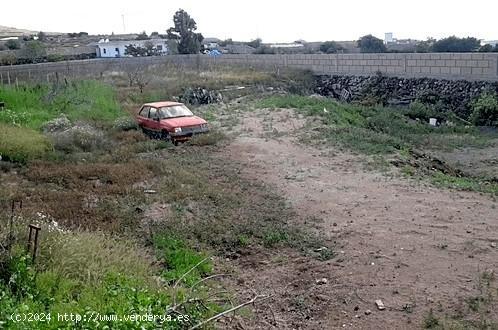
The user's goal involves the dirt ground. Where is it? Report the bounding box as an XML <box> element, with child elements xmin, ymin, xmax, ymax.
<box><xmin>216</xmin><ymin>108</ymin><xmax>498</xmax><ymax>329</ymax></box>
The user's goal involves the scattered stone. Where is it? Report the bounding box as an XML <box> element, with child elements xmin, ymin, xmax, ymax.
<box><xmin>180</xmin><ymin>87</ymin><xmax>222</xmax><ymax>105</ymax></box>
<box><xmin>365</xmin><ymin>309</ymin><xmax>372</xmax><ymax>315</ymax></box>
<box><xmin>375</xmin><ymin>299</ymin><xmax>386</xmax><ymax>310</ymax></box>
<box><xmin>491</xmin><ymin>242</ymin><xmax>497</xmax><ymax>248</ymax></box>
<box><xmin>316</xmin><ymin>278</ymin><xmax>328</xmax><ymax>285</ymax></box>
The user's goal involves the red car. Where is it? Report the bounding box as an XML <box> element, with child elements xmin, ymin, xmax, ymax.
<box><xmin>136</xmin><ymin>101</ymin><xmax>209</xmax><ymax>144</ymax></box>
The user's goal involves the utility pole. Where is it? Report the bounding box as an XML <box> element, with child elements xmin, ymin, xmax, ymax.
<box><xmin>122</xmin><ymin>14</ymin><xmax>126</xmax><ymax>33</ymax></box>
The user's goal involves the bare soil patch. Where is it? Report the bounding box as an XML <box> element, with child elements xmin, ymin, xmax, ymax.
<box><xmin>218</xmin><ymin>107</ymin><xmax>498</xmax><ymax>329</ymax></box>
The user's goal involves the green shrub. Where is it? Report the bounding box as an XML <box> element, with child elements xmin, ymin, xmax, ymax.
<box><xmin>404</xmin><ymin>101</ymin><xmax>439</xmax><ymax>122</ymax></box>
<box><xmin>50</xmin><ymin>126</ymin><xmax>106</xmax><ymax>153</ymax></box>
<box><xmin>41</xmin><ymin>114</ymin><xmax>72</xmax><ymax>132</ymax></box>
<box><xmin>0</xmin><ymin>80</ymin><xmax>124</xmax><ymax>130</ymax></box>
<box><xmin>112</xmin><ymin>116</ymin><xmax>138</xmax><ymax>131</ymax></box>
<box><xmin>470</xmin><ymin>92</ymin><xmax>498</xmax><ymax>126</ymax></box>
<box><xmin>0</xmin><ymin>123</ymin><xmax>53</xmax><ymax>162</ymax></box>
<box><xmin>153</xmin><ymin>235</ymin><xmax>212</xmax><ymax>286</ymax></box>
<box><xmin>5</xmin><ymin>39</ymin><xmax>20</xmax><ymax>50</ymax></box>
<box><xmin>188</xmin><ymin>131</ymin><xmax>225</xmax><ymax>146</ymax></box>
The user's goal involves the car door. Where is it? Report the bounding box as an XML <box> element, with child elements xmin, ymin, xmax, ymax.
<box><xmin>137</xmin><ymin>106</ymin><xmax>150</xmax><ymax>129</ymax></box>
<box><xmin>147</xmin><ymin>107</ymin><xmax>162</xmax><ymax>134</ymax></box>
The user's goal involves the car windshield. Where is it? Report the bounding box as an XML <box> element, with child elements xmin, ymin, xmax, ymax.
<box><xmin>158</xmin><ymin>105</ymin><xmax>193</xmax><ymax>119</ymax></box>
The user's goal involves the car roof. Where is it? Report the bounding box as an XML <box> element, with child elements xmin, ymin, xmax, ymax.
<box><xmin>142</xmin><ymin>101</ymin><xmax>184</xmax><ymax>108</ymax></box>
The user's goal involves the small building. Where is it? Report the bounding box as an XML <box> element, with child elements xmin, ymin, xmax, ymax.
<box><xmin>95</xmin><ymin>39</ymin><xmax>168</xmax><ymax>58</ymax></box>
<box><xmin>202</xmin><ymin>37</ymin><xmax>221</xmax><ymax>50</ymax></box>
<box><xmin>223</xmin><ymin>44</ymin><xmax>255</xmax><ymax>54</ymax></box>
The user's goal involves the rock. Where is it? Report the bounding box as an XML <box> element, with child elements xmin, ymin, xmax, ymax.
<box><xmin>365</xmin><ymin>309</ymin><xmax>372</xmax><ymax>315</ymax></box>
<box><xmin>316</xmin><ymin>278</ymin><xmax>328</xmax><ymax>285</ymax></box>
<box><xmin>491</xmin><ymin>242</ymin><xmax>497</xmax><ymax>248</ymax></box>
<box><xmin>180</xmin><ymin>87</ymin><xmax>223</xmax><ymax>105</ymax></box>
<box><xmin>375</xmin><ymin>299</ymin><xmax>386</xmax><ymax>310</ymax></box>
<box><xmin>315</xmin><ymin>75</ymin><xmax>498</xmax><ymax>120</ymax></box>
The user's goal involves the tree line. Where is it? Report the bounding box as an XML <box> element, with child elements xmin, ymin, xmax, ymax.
<box><xmin>321</xmin><ymin>35</ymin><xmax>497</xmax><ymax>54</ymax></box>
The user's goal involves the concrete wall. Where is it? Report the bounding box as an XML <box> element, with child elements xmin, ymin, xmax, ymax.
<box><xmin>0</xmin><ymin>53</ymin><xmax>497</xmax><ymax>84</ymax></box>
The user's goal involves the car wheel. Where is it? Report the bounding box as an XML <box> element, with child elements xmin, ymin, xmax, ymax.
<box><xmin>161</xmin><ymin>131</ymin><xmax>170</xmax><ymax>141</ymax></box>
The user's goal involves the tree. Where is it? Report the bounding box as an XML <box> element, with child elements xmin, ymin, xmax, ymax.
<box><xmin>20</xmin><ymin>41</ymin><xmax>46</xmax><ymax>63</ymax></box>
<box><xmin>5</xmin><ymin>39</ymin><xmax>20</xmax><ymax>50</ymax></box>
<box><xmin>431</xmin><ymin>36</ymin><xmax>480</xmax><ymax>52</ymax></box>
<box><xmin>167</xmin><ymin>40</ymin><xmax>179</xmax><ymax>54</ymax></box>
<box><xmin>319</xmin><ymin>41</ymin><xmax>343</xmax><ymax>54</ymax></box>
<box><xmin>254</xmin><ymin>45</ymin><xmax>275</xmax><ymax>54</ymax></box>
<box><xmin>136</xmin><ymin>31</ymin><xmax>150</xmax><ymax>40</ymax></box>
<box><xmin>246</xmin><ymin>38</ymin><xmax>262</xmax><ymax>49</ymax></box>
<box><xmin>357</xmin><ymin>35</ymin><xmax>386</xmax><ymax>53</ymax></box>
<box><xmin>150</xmin><ymin>31</ymin><xmax>159</xmax><ymax>38</ymax></box>
<box><xmin>0</xmin><ymin>53</ymin><xmax>17</xmax><ymax>66</ymax></box>
<box><xmin>167</xmin><ymin>9</ymin><xmax>203</xmax><ymax>54</ymax></box>
<box><xmin>37</xmin><ymin>31</ymin><xmax>46</xmax><ymax>41</ymax></box>
<box><xmin>125</xmin><ymin>42</ymin><xmax>160</xmax><ymax>57</ymax></box>
<box><xmin>219</xmin><ymin>38</ymin><xmax>233</xmax><ymax>47</ymax></box>
<box><xmin>479</xmin><ymin>44</ymin><xmax>494</xmax><ymax>52</ymax></box>
<box><xmin>415</xmin><ymin>38</ymin><xmax>436</xmax><ymax>53</ymax></box>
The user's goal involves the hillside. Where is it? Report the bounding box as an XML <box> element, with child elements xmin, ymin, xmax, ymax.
<box><xmin>0</xmin><ymin>25</ymin><xmax>61</xmax><ymax>38</ymax></box>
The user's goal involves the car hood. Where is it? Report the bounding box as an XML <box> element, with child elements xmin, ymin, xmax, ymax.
<box><xmin>161</xmin><ymin>116</ymin><xmax>206</xmax><ymax>127</ymax></box>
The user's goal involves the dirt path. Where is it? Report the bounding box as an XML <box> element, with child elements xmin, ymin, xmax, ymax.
<box><xmin>219</xmin><ymin>108</ymin><xmax>498</xmax><ymax>329</ymax></box>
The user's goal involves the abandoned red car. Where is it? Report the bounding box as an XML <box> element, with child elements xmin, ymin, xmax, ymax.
<box><xmin>136</xmin><ymin>101</ymin><xmax>209</xmax><ymax>144</ymax></box>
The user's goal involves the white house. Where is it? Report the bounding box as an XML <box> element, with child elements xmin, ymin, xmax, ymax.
<box><xmin>95</xmin><ymin>39</ymin><xmax>168</xmax><ymax>58</ymax></box>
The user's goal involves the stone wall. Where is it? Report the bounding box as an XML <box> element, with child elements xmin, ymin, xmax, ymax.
<box><xmin>0</xmin><ymin>53</ymin><xmax>497</xmax><ymax>84</ymax></box>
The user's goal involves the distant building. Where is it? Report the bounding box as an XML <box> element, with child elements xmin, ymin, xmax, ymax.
<box><xmin>95</xmin><ymin>39</ymin><xmax>168</xmax><ymax>58</ymax></box>
<box><xmin>203</xmin><ymin>37</ymin><xmax>221</xmax><ymax>50</ymax></box>
<box><xmin>268</xmin><ymin>43</ymin><xmax>304</xmax><ymax>49</ymax></box>
<box><xmin>223</xmin><ymin>44</ymin><xmax>255</xmax><ymax>54</ymax></box>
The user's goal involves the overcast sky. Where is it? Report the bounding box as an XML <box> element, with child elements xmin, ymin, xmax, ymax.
<box><xmin>3</xmin><ymin>0</ymin><xmax>497</xmax><ymax>42</ymax></box>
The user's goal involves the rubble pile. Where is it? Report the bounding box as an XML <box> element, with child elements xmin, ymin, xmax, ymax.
<box><xmin>180</xmin><ymin>87</ymin><xmax>223</xmax><ymax>105</ymax></box>
<box><xmin>315</xmin><ymin>75</ymin><xmax>498</xmax><ymax>119</ymax></box>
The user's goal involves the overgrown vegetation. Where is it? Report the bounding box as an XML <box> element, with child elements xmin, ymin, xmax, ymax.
<box><xmin>258</xmin><ymin>95</ymin><xmax>498</xmax><ymax>195</ymax></box>
<box><xmin>0</xmin><ymin>123</ymin><xmax>52</xmax><ymax>163</ymax></box>
<box><xmin>258</xmin><ymin>95</ymin><xmax>492</xmax><ymax>153</ymax></box>
<box><xmin>0</xmin><ymin>75</ymin><xmax>335</xmax><ymax>329</ymax></box>
<box><xmin>0</xmin><ymin>80</ymin><xmax>123</xmax><ymax>130</ymax></box>
<box><xmin>470</xmin><ymin>92</ymin><xmax>498</xmax><ymax>127</ymax></box>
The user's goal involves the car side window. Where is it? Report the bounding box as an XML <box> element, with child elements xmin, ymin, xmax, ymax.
<box><xmin>139</xmin><ymin>106</ymin><xmax>150</xmax><ymax>118</ymax></box>
<box><xmin>149</xmin><ymin>107</ymin><xmax>158</xmax><ymax>119</ymax></box>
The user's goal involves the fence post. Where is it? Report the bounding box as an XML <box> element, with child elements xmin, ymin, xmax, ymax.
<box><xmin>27</xmin><ymin>224</ymin><xmax>41</xmax><ymax>262</ymax></box>
<box><xmin>7</xmin><ymin>71</ymin><xmax>11</xmax><ymax>86</ymax></box>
